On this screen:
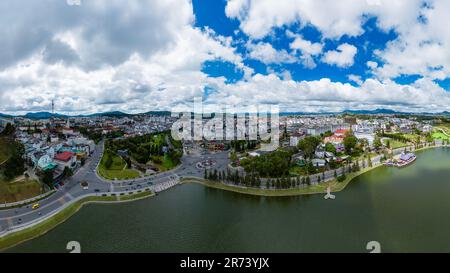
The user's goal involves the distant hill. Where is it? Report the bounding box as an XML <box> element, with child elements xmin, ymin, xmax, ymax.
<box><xmin>142</xmin><ymin>111</ymin><xmax>172</xmax><ymax>116</ymax></box>
<box><xmin>23</xmin><ymin>112</ymin><xmax>67</xmax><ymax>120</ymax></box>
<box><xmin>0</xmin><ymin>113</ymin><xmax>13</xmax><ymax>119</ymax></box>
<box><xmin>85</xmin><ymin>111</ymin><xmax>130</xmax><ymax>118</ymax></box>
<box><xmin>341</xmin><ymin>108</ymin><xmax>400</xmax><ymax>115</ymax></box>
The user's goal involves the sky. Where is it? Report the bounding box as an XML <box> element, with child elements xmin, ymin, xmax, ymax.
<box><xmin>0</xmin><ymin>0</ymin><xmax>449</xmax><ymax>114</ymax></box>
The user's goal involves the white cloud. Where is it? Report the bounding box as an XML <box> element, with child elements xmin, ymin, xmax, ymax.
<box><xmin>367</xmin><ymin>61</ymin><xmax>378</xmax><ymax>69</ymax></box>
<box><xmin>348</xmin><ymin>74</ymin><xmax>363</xmax><ymax>85</ymax></box>
<box><xmin>373</xmin><ymin>0</ymin><xmax>450</xmax><ymax>80</ymax></box>
<box><xmin>322</xmin><ymin>43</ymin><xmax>358</xmax><ymax>68</ymax></box>
<box><xmin>225</xmin><ymin>0</ymin><xmax>423</xmax><ymax>40</ymax></box>
<box><xmin>225</xmin><ymin>0</ymin><xmax>450</xmax><ymax>81</ymax></box>
<box><xmin>246</xmin><ymin>42</ymin><xmax>295</xmax><ymax>64</ymax></box>
<box><xmin>205</xmin><ymin>74</ymin><xmax>450</xmax><ymax>113</ymax></box>
<box><xmin>289</xmin><ymin>36</ymin><xmax>323</xmax><ymax>56</ymax></box>
<box><xmin>0</xmin><ymin>0</ymin><xmax>250</xmax><ymax>114</ymax></box>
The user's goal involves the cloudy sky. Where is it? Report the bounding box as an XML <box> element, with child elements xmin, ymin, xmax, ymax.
<box><xmin>0</xmin><ymin>0</ymin><xmax>449</xmax><ymax>114</ymax></box>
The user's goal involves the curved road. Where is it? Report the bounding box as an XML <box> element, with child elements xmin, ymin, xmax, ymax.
<box><xmin>0</xmin><ymin>140</ymin><xmax>215</xmax><ymax>234</ymax></box>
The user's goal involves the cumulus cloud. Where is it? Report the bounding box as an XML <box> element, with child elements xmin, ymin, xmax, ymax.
<box><xmin>246</xmin><ymin>42</ymin><xmax>295</xmax><ymax>64</ymax></box>
<box><xmin>225</xmin><ymin>0</ymin><xmax>450</xmax><ymax>79</ymax></box>
<box><xmin>0</xmin><ymin>0</ymin><xmax>250</xmax><ymax>114</ymax></box>
<box><xmin>225</xmin><ymin>0</ymin><xmax>422</xmax><ymax>39</ymax></box>
<box><xmin>205</xmin><ymin>74</ymin><xmax>450</xmax><ymax>113</ymax></box>
<box><xmin>322</xmin><ymin>43</ymin><xmax>358</xmax><ymax>68</ymax></box>
<box><xmin>1</xmin><ymin>0</ymin><xmax>449</xmax><ymax>114</ymax></box>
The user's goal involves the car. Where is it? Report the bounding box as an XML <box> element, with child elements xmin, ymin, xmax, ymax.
<box><xmin>94</xmin><ymin>189</ymin><xmax>100</xmax><ymax>193</ymax></box>
<box><xmin>32</xmin><ymin>203</ymin><xmax>40</xmax><ymax>210</ymax></box>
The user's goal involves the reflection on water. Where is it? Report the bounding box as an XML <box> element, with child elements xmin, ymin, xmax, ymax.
<box><xmin>7</xmin><ymin>148</ymin><xmax>450</xmax><ymax>253</ymax></box>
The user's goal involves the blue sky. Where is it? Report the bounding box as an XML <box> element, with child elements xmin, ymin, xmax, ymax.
<box><xmin>197</xmin><ymin>0</ymin><xmax>437</xmax><ymax>88</ymax></box>
<box><xmin>0</xmin><ymin>0</ymin><xmax>449</xmax><ymax>114</ymax></box>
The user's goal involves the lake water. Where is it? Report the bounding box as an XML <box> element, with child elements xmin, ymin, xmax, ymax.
<box><xmin>7</xmin><ymin>148</ymin><xmax>450</xmax><ymax>253</ymax></box>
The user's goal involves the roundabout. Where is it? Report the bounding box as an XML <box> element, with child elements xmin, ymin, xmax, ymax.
<box><xmin>196</xmin><ymin>159</ymin><xmax>217</xmax><ymax>170</ymax></box>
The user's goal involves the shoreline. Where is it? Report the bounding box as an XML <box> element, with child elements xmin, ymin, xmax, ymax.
<box><xmin>1</xmin><ymin>145</ymin><xmax>446</xmax><ymax>251</ymax></box>
<box><xmin>183</xmin><ymin>145</ymin><xmax>448</xmax><ymax>197</ymax></box>
<box><xmin>0</xmin><ymin>191</ymin><xmax>154</xmax><ymax>252</ymax></box>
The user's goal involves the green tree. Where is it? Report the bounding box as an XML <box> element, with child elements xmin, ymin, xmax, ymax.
<box><xmin>298</xmin><ymin>136</ymin><xmax>321</xmax><ymax>160</ymax></box>
<box><xmin>343</xmin><ymin>135</ymin><xmax>358</xmax><ymax>155</ymax></box>
<box><xmin>325</xmin><ymin>142</ymin><xmax>337</xmax><ymax>154</ymax></box>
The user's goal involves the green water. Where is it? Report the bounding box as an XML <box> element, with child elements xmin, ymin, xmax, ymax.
<box><xmin>7</xmin><ymin>148</ymin><xmax>450</xmax><ymax>253</ymax></box>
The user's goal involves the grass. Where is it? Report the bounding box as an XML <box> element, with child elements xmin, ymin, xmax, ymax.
<box><xmin>98</xmin><ymin>154</ymin><xmax>140</xmax><ymax>180</ymax></box>
<box><xmin>383</xmin><ymin>138</ymin><xmax>409</xmax><ymax>149</ymax></box>
<box><xmin>0</xmin><ymin>178</ymin><xmax>44</xmax><ymax>203</ymax></box>
<box><xmin>436</xmin><ymin>124</ymin><xmax>450</xmax><ymax>135</ymax></box>
<box><xmin>182</xmin><ymin>177</ymin><xmax>337</xmax><ymax>197</ymax></box>
<box><xmin>149</xmin><ymin>154</ymin><xmax>178</xmax><ymax>172</ymax></box>
<box><xmin>119</xmin><ymin>190</ymin><xmax>154</xmax><ymax>201</ymax></box>
<box><xmin>433</xmin><ymin>132</ymin><xmax>450</xmax><ymax>141</ymax></box>
<box><xmin>0</xmin><ymin>191</ymin><xmax>155</xmax><ymax>251</ymax></box>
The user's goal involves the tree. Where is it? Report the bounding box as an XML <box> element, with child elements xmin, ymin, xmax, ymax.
<box><xmin>374</xmin><ymin>136</ymin><xmax>382</xmax><ymax>151</ymax></box>
<box><xmin>104</xmin><ymin>151</ymin><xmax>113</xmax><ymax>169</ymax></box>
<box><xmin>41</xmin><ymin>169</ymin><xmax>54</xmax><ymax>188</ymax></box>
<box><xmin>343</xmin><ymin>135</ymin><xmax>358</xmax><ymax>155</ymax></box>
<box><xmin>298</xmin><ymin>136</ymin><xmax>321</xmax><ymax>160</ymax></box>
<box><xmin>0</xmin><ymin>123</ymin><xmax>15</xmax><ymax>136</ymax></box>
<box><xmin>306</xmin><ymin>176</ymin><xmax>311</xmax><ymax>186</ymax></box>
<box><xmin>63</xmin><ymin>166</ymin><xmax>73</xmax><ymax>178</ymax></box>
<box><xmin>325</xmin><ymin>142</ymin><xmax>337</xmax><ymax>154</ymax></box>
<box><xmin>2</xmin><ymin>141</ymin><xmax>26</xmax><ymax>180</ymax></box>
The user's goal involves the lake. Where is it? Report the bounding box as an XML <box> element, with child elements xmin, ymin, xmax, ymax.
<box><xmin>7</xmin><ymin>148</ymin><xmax>450</xmax><ymax>253</ymax></box>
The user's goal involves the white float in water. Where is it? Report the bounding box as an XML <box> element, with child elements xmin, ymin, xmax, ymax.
<box><xmin>324</xmin><ymin>186</ymin><xmax>336</xmax><ymax>200</ymax></box>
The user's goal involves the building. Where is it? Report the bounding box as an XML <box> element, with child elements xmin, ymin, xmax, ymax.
<box><xmin>54</xmin><ymin>151</ymin><xmax>77</xmax><ymax>170</ymax></box>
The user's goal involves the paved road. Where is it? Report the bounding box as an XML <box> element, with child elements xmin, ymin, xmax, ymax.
<box><xmin>0</xmin><ymin>140</ymin><xmax>202</xmax><ymax>234</ymax></box>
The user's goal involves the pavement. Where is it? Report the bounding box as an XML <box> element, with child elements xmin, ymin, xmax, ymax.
<box><xmin>0</xmin><ymin>140</ymin><xmax>207</xmax><ymax>234</ymax></box>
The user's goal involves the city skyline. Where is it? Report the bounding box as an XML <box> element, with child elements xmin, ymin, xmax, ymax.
<box><xmin>0</xmin><ymin>0</ymin><xmax>449</xmax><ymax>114</ymax></box>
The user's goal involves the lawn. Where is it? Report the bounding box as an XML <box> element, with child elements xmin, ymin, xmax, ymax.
<box><xmin>0</xmin><ymin>178</ymin><xmax>44</xmax><ymax>203</ymax></box>
<box><xmin>148</xmin><ymin>154</ymin><xmax>178</xmax><ymax>172</ymax></box>
<box><xmin>98</xmin><ymin>154</ymin><xmax>140</xmax><ymax>180</ymax></box>
<box><xmin>433</xmin><ymin>131</ymin><xmax>450</xmax><ymax>141</ymax></box>
<box><xmin>383</xmin><ymin>138</ymin><xmax>409</xmax><ymax>149</ymax></box>
<box><xmin>437</xmin><ymin>124</ymin><xmax>450</xmax><ymax>134</ymax></box>
<box><xmin>182</xmin><ymin>177</ymin><xmax>336</xmax><ymax>197</ymax></box>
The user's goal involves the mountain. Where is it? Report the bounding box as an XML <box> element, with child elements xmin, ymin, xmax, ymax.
<box><xmin>85</xmin><ymin>111</ymin><xmax>130</xmax><ymax>118</ymax></box>
<box><xmin>0</xmin><ymin>113</ymin><xmax>13</xmax><ymax>119</ymax></box>
<box><xmin>341</xmin><ymin>108</ymin><xmax>400</xmax><ymax>115</ymax></box>
<box><xmin>142</xmin><ymin>111</ymin><xmax>172</xmax><ymax>116</ymax></box>
<box><xmin>23</xmin><ymin>112</ymin><xmax>67</xmax><ymax>119</ymax></box>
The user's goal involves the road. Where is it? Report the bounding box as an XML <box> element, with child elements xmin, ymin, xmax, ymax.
<box><xmin>0</xmin><ymin>140</ymin><xmax>201</xmax><ymax>234</ymax></box>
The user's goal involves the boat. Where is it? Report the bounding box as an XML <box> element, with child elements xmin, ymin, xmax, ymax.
<box><xmin>385</xmin><ymin>152</ymin><xmax>416</xmax><ymax>168</ymax></box>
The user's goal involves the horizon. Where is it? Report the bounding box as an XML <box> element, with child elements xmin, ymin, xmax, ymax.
<box><xmin>0</xmin><ymin>0</ymin><xmax>449</xmax><ymax>115</ymax></box>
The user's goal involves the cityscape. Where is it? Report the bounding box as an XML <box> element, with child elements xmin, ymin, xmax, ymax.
<box><xmin>1</xmin><ymin>0</ymin><xmax>450</xmax><ymax>260</ymax></box>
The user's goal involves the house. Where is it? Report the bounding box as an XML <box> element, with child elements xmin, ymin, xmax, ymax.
<box><xmin>289</xmin><ymin>132</ymin><xmax>305</xmax><ymax>147</ymax></box>
<box><xmin>54</xmin><ymin>151</ymin><xmax>77</xmax><ymax>170</ymax></box>
<box><xmin>354</xmin><ymin>128</ymin><xmax>376</xmax><ymax>145</ymax></box>
<box><xmin>334</xmin><ymin>129</ymin><xmax>348</xmax><ymax>137</ymax></box>
<box><xmin>311</xmin><ymin>159</ymin><xmax>326</xmax><ymax>167</ymax></box>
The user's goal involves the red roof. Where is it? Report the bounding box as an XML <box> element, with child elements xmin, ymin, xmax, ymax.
<box><xmin>335</xmin><ymin>129</ymin><xmax>348</xmax><ymax>134</ymax></box>
<box><xmin>54</xmin><ymin>151</ymin><xmax>74</xmax><ymax>162</ymax></box>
